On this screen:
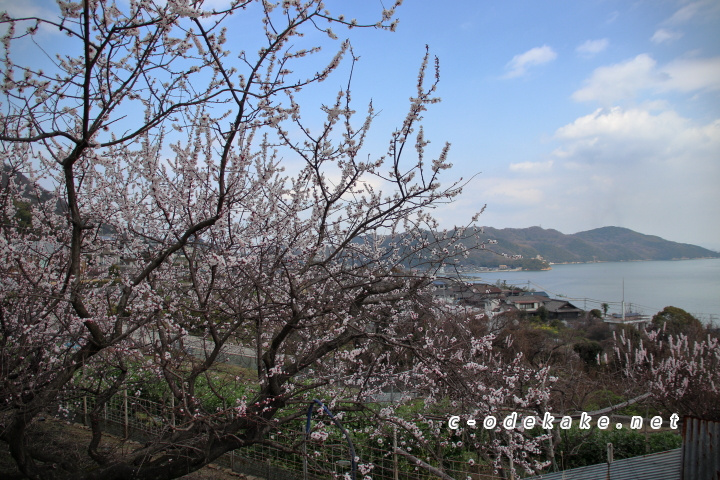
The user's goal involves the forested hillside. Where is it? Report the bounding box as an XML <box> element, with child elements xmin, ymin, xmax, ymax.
<box><xmin>461</xmin><ymin>226</ymin><xmax>719</xmax><ymax>269</ymax></box>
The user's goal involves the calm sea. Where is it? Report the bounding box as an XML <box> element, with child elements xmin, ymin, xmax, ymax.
<box><xmin>465</xmin><ymin>258</ymin><xmax>720</xmax><ymax>325</ymax></box>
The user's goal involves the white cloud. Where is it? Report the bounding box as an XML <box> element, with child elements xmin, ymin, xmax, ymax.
<box><xmin>553</xmin><ymin>107</ymin><xmax>720</xmax><ymax>168</ymax></box>
<box><xmin>0</xmin><ymin>0</ymin><xmax>61</xmax><ymax>35</ymax></box>
<box><xmin>434</xmin><ymin>104</ymin><xmax>720</xmax><ymax>245</ymax></box>
<box><xmin>651</xmin><ymin>28</ymin><xmax>684</xmax><ymax>44</ymax></box>
<box><xmin>661</xmin><ymin>56</ymin><xmax>720</xmax><ymax>93</ymax></box>
<box><xmin>464</xmin><ymin>107</ymin><xmax>720</xmax><ymax>246</ymax></box>
<box><xmin>483</xmin><ymin>179</ymin><xmax>546</xmax><ymax>205</ymax></box>
<box><xmin>547</xmin><ymin>106</ymin><xmax>720</xmax><ymax>246</ymax></box>
<box><xmin>509</xmin><ymin>160</ymin><xmax>554</xmax><ymax>173</ymax></box>
<box><xmin>0</xmin><ymin>0</ymin><xmax>48</xmax><ymax>17</ymax></box>
<box><xmin>555</xmin><ymin>107</ymin><xmax>683</xmax><ymax>143</ymax></box>
<box><xmin>666</xmin><ymin>0</ymin><xmax>708</xmax><ymax>24</ymax></box>
<box><xmin>576</xmin><ymin>39</ymin><xmax>609</xmax><ymax>57</ymax></box>
<box><xmin>572</xmin><ymin>54</ymin><xmax>720</xmax><ymax>104</ymax></box>
<box><xmin>605</xmin><ymin>11</ymin><xmax>620</xmax><ymax>24</ymax></box>
<box><xmin>503</xmin><ymin>45</ymin><xmax>557</xmax><ymax>79</ymax></box>
<box><xmin>572</xmin><ymin>54</ymin><xmax>660</xmax><ymax>104</ymax></box>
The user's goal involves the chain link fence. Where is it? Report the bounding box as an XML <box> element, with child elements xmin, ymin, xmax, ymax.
<box><xmin>60</xmin><ymin>394</ymin><xmax>503</xmax><ymax>480</ymax></box>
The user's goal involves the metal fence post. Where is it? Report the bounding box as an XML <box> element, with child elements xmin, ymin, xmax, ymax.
<box><xmin>123</xmin><ymin>389</ymin><xmax>129</xmax><ymax>437</ymax></box>
<box><xmin>393</xmin><ymin>425</ymin><xmax>399</xmax><ymax>480</ymax></box>
<box><xmin>303</xmin><ymin>428</ymin><xmax>308</xmax><ymax>480</ymax></box>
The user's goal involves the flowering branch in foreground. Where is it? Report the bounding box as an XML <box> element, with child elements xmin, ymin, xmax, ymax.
<box><xmin>1</xmin><ymin>1</ymin><xmax>546</xmax><ymax>478</ymax></box>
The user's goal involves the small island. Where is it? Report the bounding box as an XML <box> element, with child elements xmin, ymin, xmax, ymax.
<box><xmin>453</xmin><ymin>226</ymin><xmax>718</xmax><ymax>270</ymax></box>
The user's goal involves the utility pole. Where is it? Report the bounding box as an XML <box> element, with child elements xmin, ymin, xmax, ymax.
<box><xmin>622</xmin><ymin>279</ymin><xmax>625</xmax><ymax>322</ymax></box>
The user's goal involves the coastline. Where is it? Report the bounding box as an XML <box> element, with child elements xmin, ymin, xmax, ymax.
<box><xmin>444</xmin><ymin>257</ymin><xmax>719</xmax><ymax>277</ymax></box>
<box><xmin>458</xmin><ymin>258</ymin><xmax>720</xmax><ymax>323</ymax></box>
<box><xmin>547</xmin><ymin>256</ymin><xmax>720</xmax><ymax>266</ymax></box>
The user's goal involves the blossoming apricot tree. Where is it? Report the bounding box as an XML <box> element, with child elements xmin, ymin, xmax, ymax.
<box><xmin>1</xmin><ymin>1</ymin><xmax>546</xmax><ymax>478</ymax></box>
<box><xmin>613</xmin><ymin>326</ymin><xmax>720</xmax><ymax>421</ymax></box>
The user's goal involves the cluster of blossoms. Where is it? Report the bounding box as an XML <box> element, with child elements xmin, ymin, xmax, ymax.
<box><xmin>613</xmin><ymin>327</ymin><xmax>720</xmax><ymax>419</ymax></box>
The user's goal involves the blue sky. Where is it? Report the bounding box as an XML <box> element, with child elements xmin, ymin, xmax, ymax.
<box><xmin>327</xmin><ymin>0</ymin><xmax>720</xmax><ymax>250</ymax></box>
<box><xmin>3</xmin><ymin>0</ymin><xmax>719</xmax><ymax>250</ymax></box>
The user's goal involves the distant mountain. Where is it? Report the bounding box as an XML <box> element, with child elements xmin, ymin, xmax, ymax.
<box><xmin>1</xmin><ymin>165</ymin><xmax>65</xmax><ymax>223</ymax></box>
<box><xmin>1</xmin><ymin>165</ymin><xmax>54</xmax><ymax>204</ymax></box>
<box><xmin>461</xmin><ymin>226</ymin><xmax>719</xmax><ymax>269</ymax></box>
<box><xmin>4</xmin><ymin>165</ymin><xmax>716</xmax><ymax>268</ymax></box>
